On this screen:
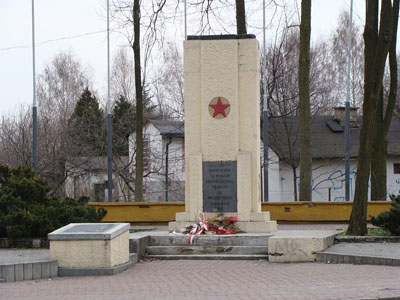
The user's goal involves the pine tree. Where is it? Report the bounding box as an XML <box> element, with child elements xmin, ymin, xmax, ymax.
<box><xmin>69</xmin><ymin>88</ymin><xmax>105</xmax><ymax>156</ymax></box>
<box><xmin>112</xmin><ymin>95</ymin><xmax>135</xmax><ymax>156</ymax></box>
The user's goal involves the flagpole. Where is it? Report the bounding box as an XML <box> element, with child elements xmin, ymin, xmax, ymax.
<box><xmin>32</xmin><ymin>0</ymin><xmax>38</xmax><ymax>175</ymax></box>
<box><xmin>107</xmin><ymin>0</ymin><xmax>113</xmax><ymax>202</ymax></box>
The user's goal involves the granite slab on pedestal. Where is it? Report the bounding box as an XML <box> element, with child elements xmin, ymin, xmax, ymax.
<box><xmin>48</xmin><ymin>223</ymin><xmax>134</xmax><ymax>276</ymax></box>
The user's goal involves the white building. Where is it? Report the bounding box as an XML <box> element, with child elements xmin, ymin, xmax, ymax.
<box><xmin>129</xmin><ymin>120</ymin><xmax>185</xmax><ymax>202</ymax></box>
<box><xmin>267</xmin><ymin>107</ymin><xmax>400</xmax><ymax>202</ymax></box>
<box><xmin>129</xmin><ymin>109</ymin><xmax>400</xmax><ymax>203</ymax></box>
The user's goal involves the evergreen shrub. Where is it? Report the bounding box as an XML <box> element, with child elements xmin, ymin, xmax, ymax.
<box><xmin>0</xmin><ymin>164</ymin><xmax>106</xmax><ymax>239</ymax></box>
<box><xmin>371</xmin><ymin>193</ymin><xmax>400</xmax><ymax>236</ymax></box>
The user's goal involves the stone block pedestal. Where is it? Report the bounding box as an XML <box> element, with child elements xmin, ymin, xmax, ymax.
<box><xmin>169</xmin><ymin>35</ymin><xmax>276</xmax><ymax>233</ymax></box>
<box><xmin>48</xmin><ymin>223</ymin><xmax>133</xmax><ymax>276</ymax></box>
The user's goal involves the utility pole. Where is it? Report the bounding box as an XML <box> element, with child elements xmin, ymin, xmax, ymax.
<box><xmin>31</xmin><ymin>0</ymin><xmax>38</xmax><ymax>176</ymax></box>
<box><xmin>345</xmin><ymin>0</ymin><xmax>354</xmax><ymax>202</ymax></box>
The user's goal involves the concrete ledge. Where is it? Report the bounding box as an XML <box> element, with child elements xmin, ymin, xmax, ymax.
<box><xmin>144</xmin><ymin>254</ymin><xmax>268</xmax><ymax>260</ymax></box>
<box><xmin>58</xmin><ymin>253</ymin><xmax>137</xmax><ymax>277</ymax></box>
<box><xmin>268</xmin><ymin>230</ymin><xmax>337</xmax><ymax>263</ymax></box>
<box><xmin>175</xmin><ymin>212</ymin><xmax>190</xmax><ymax>222</ymax></box>
<box><xmin>129</xmin><ymin>234</ymin><xmax>150</xmax><ymax>259</ymax></box>
<box><xmin>168</xmin><ymin>221</ymin><xmax>192</xmax><ymax>232</ymax></box>
<box><xmin>236</xmin><ymin>221</ymin><xmax>277</xmax><ymax>233</ymax></box>
<box><xmin>335</xmin><ymin>236</ymin><xmax>400</xmax><ymax>243</ymax></box>
<box><xmin>250</xmin><ymin>212</ymin><xmax>270</xmax><ymax>222</ymax></box>
<box><xmin>316</xmin><ymin>252</ymin><xmax>400</xmax><ymax>266</ymax></box>
<box><xmin>0</xmin><ymin>260</ymin><xmax>58</xmax><ymax>283</ymax></box>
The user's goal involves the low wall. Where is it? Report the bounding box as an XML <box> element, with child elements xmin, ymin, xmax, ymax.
<box><xmin>90</xmin><ymin>202</ymin><xmax>185</xmax><ymax>223</ymax></box>
<box><xmin>89</xmin><ymin>201</ymin><xmax>392</xmax><ymax>223</ymax></box>
<box><xmin>263</xmin><ymin>201</ymin><xmax>391</xmax><ymax>222</ymax></box>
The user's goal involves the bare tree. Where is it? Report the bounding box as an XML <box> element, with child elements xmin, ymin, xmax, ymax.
<box><xmin>370</xmin><ymin>1</ymin><xmax>399</xmax><ymax>201</ymax></box>
<box><xmin>0</xmin><ymin>107</ymin><xmax>32</xmax><ymax>169</ymax></box>
<box><xmin>111</xmin><ymin>47</ymin><xmax>135</xmax><ymax>103</ymax></box>
<box><xmin>152</xmin><ymin>42</ymin><xmax>184</xmax><ymax>120</ymax></box>
<box><xmin>348</xmin><ymin>0</ymin><xmax>399</xmax><ymax>235</ymax></box>
<box><xmin>330</xmin><ymin>11</ymin><xmax>364</xmax><ymax>108</ymax></box>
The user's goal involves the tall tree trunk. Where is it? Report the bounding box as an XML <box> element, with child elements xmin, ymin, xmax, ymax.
<box><xmin>370</xmin><ymin>0</ymin><xmax>399</xmax><ymax>201</ymax></box>
<box><xmin>348</xmin><ymin>0</ymin><xmax>395</xmax><ymax>235</ymax></box>
<box><xmin>298</xmin><ymin>0</ymin><xmax>312</xmax><ymax>202</ymax></box>
<box><xmin>133</xmin><ymin>0</ymin><xmax>144</xmax><ymax>202</ymax></box>
<box><xmin>292</xmin><ymin>166</ymin><xmax>298</xmax><ymax>202</ymax></box>
<box><xmin>371</xmin><ymin>136</ymin><xmax>387</xmax><ymax>200</ymax></box>
<box><xmin>235</xmin><ymin>0</ymin><xmax>247</xmax><ymax>35</ymax></box>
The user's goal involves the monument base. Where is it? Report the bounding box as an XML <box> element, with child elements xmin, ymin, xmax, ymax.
<box><xmin>170</xmin><ymin>211</ymin><xmax>277</xmax><ymax>233</ymax></box>
<box><xmin>169</xmin><ymin>220</ymin><xmax>277</xmax><ymax>233</ymax></box>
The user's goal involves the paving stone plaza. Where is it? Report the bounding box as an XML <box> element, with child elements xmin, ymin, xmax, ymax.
<box><xmin>1</xmin><ymin>260</ymin><xmax>400</xmax><ymax>300</ymax></box>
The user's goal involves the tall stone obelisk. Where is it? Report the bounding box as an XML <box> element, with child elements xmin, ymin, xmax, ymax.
<box><xmin>169</xmin><ymin>35</ymin><xmax>276</xmax><ymax>233</ymax></box>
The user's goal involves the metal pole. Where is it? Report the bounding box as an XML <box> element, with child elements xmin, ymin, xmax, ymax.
<box><xmin>262</xmin><ymin>0</ymin><xmax>269</xmax><ymax>202</ymax></box>
<box><xmin>345</xmin><ymin>0</ymin><xmax>353</xmax><ymax>202</ymax></box>
<box><xmin>165</xmin><ymin>137</ymin><xmax>172</xmax><ymax>202</ymax></box>
<box><xmin>107</xmin><ymin>0</ymin><xmax>113</xmax><ymax>202</ymax></box>
<box><xmin>184</xmin><ymin>0</ymin><xmax>187</xmax><ymax>39</ymax></box>
<box><xmin>31</xmin><ymin>0</ymin><xmax>38</xmax><ymax>176</ymax></box>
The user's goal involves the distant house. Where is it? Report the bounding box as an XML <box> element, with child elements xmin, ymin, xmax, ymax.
<box><xmin>267</xmin><ymin>107</ymin><xmax>400</xmax><ymax>202</ymax></box>
<box><xmin>65</xmin><ymin>156</ymin><xmax>131</xmax><ymax>202</ymax></box>
<box><xmin>127</xmin><ymin>109</ymin><xmax>400</xmax><ymax>203</ymax></box>
<box><xmin>129</xmin><ymin>119</ymin><xmax>185</xmax><ymax>202</ymax></box>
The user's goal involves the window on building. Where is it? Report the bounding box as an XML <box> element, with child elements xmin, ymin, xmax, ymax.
<box><xmin>394</xmin><ymin>163</ymin><xmax>400</xmax><ymax>174</ymax></box>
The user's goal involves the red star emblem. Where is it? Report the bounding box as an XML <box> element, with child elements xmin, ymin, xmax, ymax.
<box><xmin>209</xmin><ymin>97</ymin><xmax>230</xmax><ymax>118</ymax></box>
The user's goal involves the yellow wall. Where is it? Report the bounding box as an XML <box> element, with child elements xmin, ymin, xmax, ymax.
<box><xmin>89</xmin><ymin>201</ymin><xmax>392</xmax><ymax>223</ymax></box>
<box><xmin>90</xmin><ymin>202</ymin><xmax>185</xmax><ymax>223</ymax></box>
<box><xmin>262</xmin><ymin>202</ymin><xmax>391</xmax><ymax>222</ymax></box>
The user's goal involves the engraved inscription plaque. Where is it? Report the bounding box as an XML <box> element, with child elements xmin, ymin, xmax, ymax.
<box><xmin>203</xmin><ymin>161</ymin><xmax>237</xmax><ymax>212</ymax></box>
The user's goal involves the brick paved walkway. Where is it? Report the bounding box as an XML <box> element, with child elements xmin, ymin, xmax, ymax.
<box><xmin>1</xmin><ymin>260</ymin><xmax>400</xmax><ymax>300</ymax></box>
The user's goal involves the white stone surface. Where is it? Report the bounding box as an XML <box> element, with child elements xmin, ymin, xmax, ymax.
<box><xmin>268</xmin><ymin>230</ymin><xmax>337</xmax><ymax>262</ymax></box>
<box><xmin>50</xmin><ymin>230</ymin><xmax>129</xmax><ymax>268</ymax></box>
<box><xmin>171</xmin><ymin>36</ymin><xmax>275</xmax><ymax>233</ymax></box>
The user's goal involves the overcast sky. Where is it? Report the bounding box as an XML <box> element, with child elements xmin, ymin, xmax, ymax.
<box><xmin>0</xmin><ymin>0</ymin><xmax>365</xmax><ymax>119</ymax></box>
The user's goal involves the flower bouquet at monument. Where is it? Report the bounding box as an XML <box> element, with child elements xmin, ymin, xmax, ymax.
<box><xmin>186</xmin><ymin>213</ymin><xmax>210</xmax><ymax>244</ymax></box>
<box><xmin>210</xmin><ymin>215</ymin><xmax>241</xmax><ymax>234</ymax></box>
<box><xmin>184</xmin><ymin>213</ymin><xmax>244</xmax><ymax>244</ymax></box>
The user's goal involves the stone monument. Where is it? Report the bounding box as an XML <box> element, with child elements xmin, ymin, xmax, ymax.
<box><xmin>169</xmin><ymin>35</ymin><xmax>277</xmax><ymax>233</ymax></box>
<box><xmin>49</xmin><ymin>223</ymin><xmax>133</xmax><ymax>276</ymax></box>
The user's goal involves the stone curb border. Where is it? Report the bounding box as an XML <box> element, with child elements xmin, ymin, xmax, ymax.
<box><xmin>340</xmin><ymin>297</ymin><xmax>400</xmax><ymax>300</ymax></box>
<box><xmin>316</xmin><ymin>252</ymin><xmax>400</xmax><ymax>267</ymax></box>
<box><xmin>0</xmin><ymin>238</ymin><xmax>48</xmax><ymax>249</ymax></box>
<box><xmin>58</xmin><ymin>253</ymin><xmax>138</xmax><ymax>277</ymax></box>
<box><xmin>0</xmin><ymin>260</ymin><xmax>58</xmax><ymax>282</ymax></box>
<box><xmin>335</xmin><ymin>236</ymin><xmax>400</xmax><ymax>243</ymax></box>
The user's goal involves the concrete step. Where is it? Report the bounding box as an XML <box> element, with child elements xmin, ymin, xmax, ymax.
<box><xmin>148</xmin><ymin>234</ymin><xmax>271</xmax><ymax>246</ymax></box>
<box><xmin>144</xmin><ymin>254</ymin><xmax>269</xmax><ymax>260</ymax></box>
<box><xmin>146</xmin><ymin>245</ymin><xmax>268</xmax><ymax>255</ymax></box>
<box><xmin>0</xmin><ymin>260</ymin><xmax>58</xmax><ymax>283</ymax></box>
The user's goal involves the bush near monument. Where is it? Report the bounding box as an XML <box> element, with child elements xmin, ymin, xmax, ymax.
<box><xmin>0</xmin><ymin>164</ymin><xmax>106</xmax><ymax>239</ymax></box>
<box><xmin>371</xmin><ymin>193</ymin><xmax>400</xmax><ymax>236</ymax></box>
